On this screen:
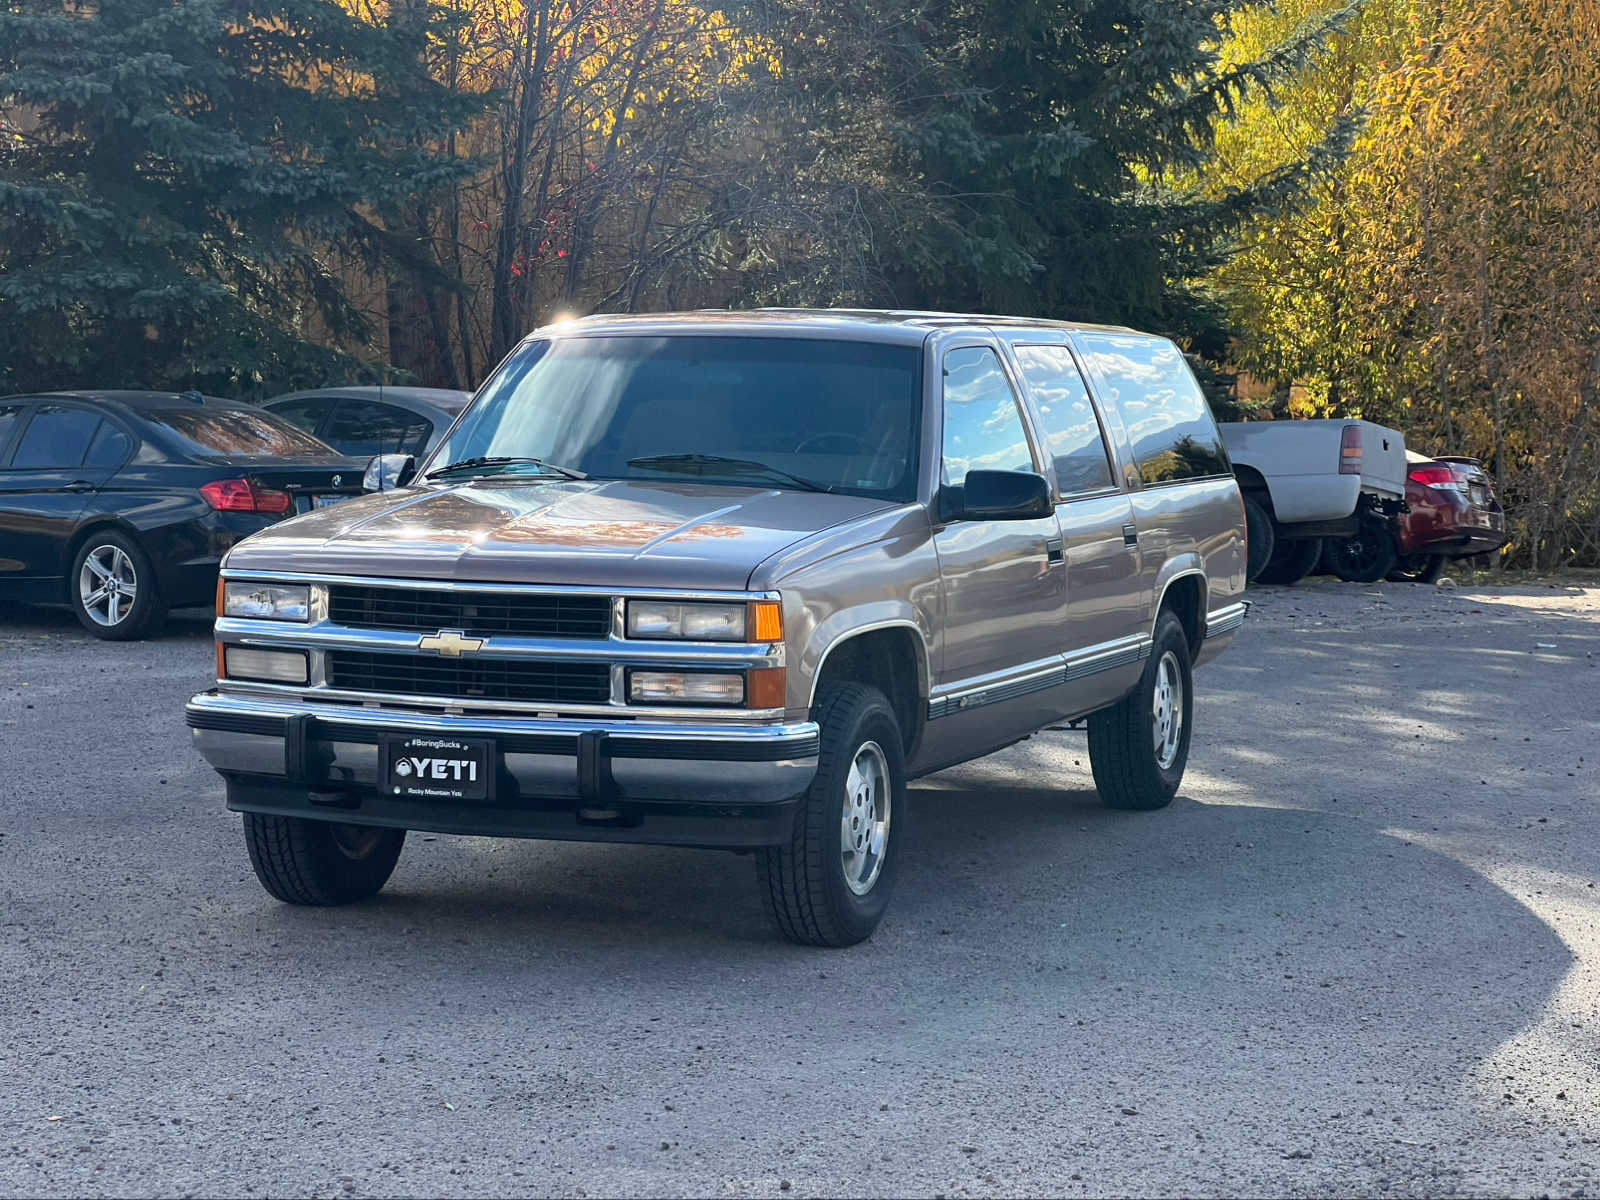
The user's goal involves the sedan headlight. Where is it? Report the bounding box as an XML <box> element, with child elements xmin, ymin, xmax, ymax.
<box><xmin>224</xmin><ymin>581</ymin><xmax>311</xmax><ymax>622</ymax></box>
<box><xmin>627</xmin><ymin>600</ymin><xmax>747</xmax><ymax>641</ymax></box>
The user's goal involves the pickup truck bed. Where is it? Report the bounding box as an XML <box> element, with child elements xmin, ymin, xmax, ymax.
<box><xmin>1222</xmin><ymin>419</ymin><xmax>1407</xmax><ymax>525</ymax></box>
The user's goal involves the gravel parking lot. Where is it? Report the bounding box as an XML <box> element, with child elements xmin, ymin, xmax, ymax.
<box><xmin>3</xmin><ymin>578</ymin><xmax>1599</xmax><ymax>1198</ymax></box>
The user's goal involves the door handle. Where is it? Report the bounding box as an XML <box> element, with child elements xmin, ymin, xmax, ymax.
<box><xmin>1122</xmin><ymin>523</ymin><xmax>1139</xmax><ymax>547</ymax></box>
<box><xmin>1045</xmin><ymin>536</ymin><xmax>1064</xmax><ymax>566</ymax></box>
<box><xmin>66</xmin><ymin>480</ymin><xmax>97</xmax><ymax>494</ymax></box>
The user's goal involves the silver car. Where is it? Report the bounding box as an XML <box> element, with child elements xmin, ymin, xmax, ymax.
<box><xmin>261</xmin><ymin>385</ymin><xmax>471</xmax><ymax>460</ymax></box>
<box><xmin>187</xmin><ymin>311</ymin><xmax>1248</xmax><ymax>945</ymax></box>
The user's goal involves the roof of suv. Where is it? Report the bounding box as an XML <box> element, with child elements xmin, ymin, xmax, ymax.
<box><xmin>536</xmin><ymin>308</ymin><xmax>1141</xmax><ymax>344</ymax></box>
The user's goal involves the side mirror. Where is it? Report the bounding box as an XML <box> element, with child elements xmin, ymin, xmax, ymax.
<box><xmin>363</xmin><ymin>453</ymin><xmax>415</xmax><ymax>492</ymax></box>
<box><xmin>943</xmin><ymin>469</ymin><xmax>1053</xmax><ymax>522</ymax></box>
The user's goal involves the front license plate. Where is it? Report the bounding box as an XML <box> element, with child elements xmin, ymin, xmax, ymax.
<box><xmin>381</xmin><ymin>734</ymin><xmax>495</xmax><ymax>802</ymax></box>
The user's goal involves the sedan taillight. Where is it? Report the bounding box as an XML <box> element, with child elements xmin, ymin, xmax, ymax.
<box><xmin>1408</xmin><ymin>465</ymin><xmax>1465</xmax><ymax>491</ymax></box>
<box><xmin>200</xmin><ymin>478</ymin><xmax>293</xmax><ymax>514</ymax></box>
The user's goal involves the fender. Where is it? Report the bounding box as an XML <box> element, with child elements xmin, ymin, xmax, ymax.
<box><xmin>802</xmin><ymin>603</ymin><xmax>932</xmax><ymax>709</ymax></box>
<box><xmin>1150</xmin><ymin>555</ymin><xmax>1207</xmax><ymax>639</ymax></box>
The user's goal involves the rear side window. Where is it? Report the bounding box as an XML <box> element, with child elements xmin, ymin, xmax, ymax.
<box><xmin>12</xmin><ymin>406</ymin><xmax>102</xmax><ymax>469</ymax></box>
<box><xmin>1076</xmin><ymin>333</ymin><xmax>1228</xmax><ymax>485</ymax></box>
<box><xmin>83</xmin><ymin>420</ymin><xmax>135</xmax><ymax>468</ymax></box>
<box><xmin>144</xmin><ymin>407</ymin><xmax>331</xmax><ymax>458</ymax></box>
<box><xmin>1012</xmin><ymin>344</ymin><xmax>1115</xmax><ymax>497</ymax></box>
<box><xmin>324</xmin><ymin>400</ymin><xmax>432</xmax><ymax>457</ymax></box>
<box><xmin>940</xmin><ymin>346</ymin><xmax>1035</xmax><ymax>487</ymax></box>
<box><xmin>265</xmin><ymin>397</ymin><xmax>330</xmax><ymax>436</ymax></box>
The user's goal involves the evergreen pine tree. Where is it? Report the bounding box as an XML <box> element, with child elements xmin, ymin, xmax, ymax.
<box><xmin>0</xmin><ymin>0</ymin><xmax>480</xmax><ymax>396</ymax></box>
<box><xmin>728</xmin><ymin>0</ymin><xmax>1356</xmax><ymax>343</ymax></box>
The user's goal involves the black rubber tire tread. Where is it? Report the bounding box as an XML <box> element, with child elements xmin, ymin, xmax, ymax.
<box><xmin>1255</xmin><ymin>535</ymin><xmax>1324</xmax><ymax>586</ymax></box>
<box><xmin>1323</xmin><ymin>523</ymin><xmax>1399</xmax><ymax>584</ymax></box>
<box><xmin>1388</xmin><ymin>553</ymin><xmax>1445</xmax><ymax>584</ymax></box>
<box><xmin>1242</xmin><ymin>494</ymin><xmax>1276</xmax><ymax>584</ymax></box>
<box><xmin>757</xmin><ymin>682</ymin><xmax>904</xmax><ymax>948</ymax></box>
<box><xmin>68</xmin><ymin>529</ymin><xmax>167</xmax><ymax>641</ymax></box>
<box><xmin>243</xmin><ymin>813</ymin><xmax>405</xmax><ymax>906</ymax></box>
<box><xmin>1087</xmin><ymin>611</ymin><xmax>1192</xmax><ymax>812</ymax></box>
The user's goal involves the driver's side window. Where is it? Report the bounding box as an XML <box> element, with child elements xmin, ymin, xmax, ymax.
<box><xmin>941</xmin><ymin>346</ymin><xmax>1035</xmax><ymax>487</ymax></box>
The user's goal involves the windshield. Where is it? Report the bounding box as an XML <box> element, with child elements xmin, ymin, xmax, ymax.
<box><xmin>146</xmin><ymin>406</ymin><xmax>334</xmax><ymax>459</ymax></box>
<box><xmin>427</xmin><ymin>335</ymin><xmax>923</xmax><ymax>500</ymax></box>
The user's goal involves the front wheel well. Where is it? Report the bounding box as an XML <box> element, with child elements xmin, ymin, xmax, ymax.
<box><xmin>811</xmin><ymin>627</ymin><xmax>925</xmax><ymax>756</ymax></box>
<box><xmin>1157</xmin><ymin>574</ymin><xmax>1205</xmax><ymax>662</ymax></box>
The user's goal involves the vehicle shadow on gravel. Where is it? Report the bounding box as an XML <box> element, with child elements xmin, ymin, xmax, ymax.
<box><xmin>0</xmin><ymin>602</ymin><xmax>213</xmax><ymax>641</ymax></box>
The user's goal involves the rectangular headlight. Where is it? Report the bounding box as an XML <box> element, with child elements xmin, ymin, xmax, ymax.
<box><xmin>628</xmin><ymin>671</ymin><xmax>745</xmax><ymax>705</ymax></box>
<box><xmin>224</xmin><ymin>582</ymin><xmax>311</xmax><ymax>622</ymax></box>
<box><xmin>627</xmin><ymin>601</ymin><xmax>746</xmax><ymax>641</ymax></box>
<box><xmin>223</xmin><ymin>647</ymin><xmax>309</xmax><ymax>685</ymax></box>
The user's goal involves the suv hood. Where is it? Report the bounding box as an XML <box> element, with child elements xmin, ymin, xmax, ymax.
<box><xmin>223</xmin><ymin>478</ymin><xmax>896</xmax><ymax>590</ymax></box>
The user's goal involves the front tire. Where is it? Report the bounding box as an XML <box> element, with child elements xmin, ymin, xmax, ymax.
<box><xmin>243</xmin><ymin>814</ymin><xmax>405</xmax><ymax>905</ymax></box>
<box><xmin>69</xmin><ymin>530</ymin><xmax>167</xmax><ymax>640</ymax></box>
<box><xmin>1088</xmin><ymin>611</ymin><xmax>1193</xmax><ymax>811</ymax></box>
<box><xmin>1388</xmin><ymin>553</ymin><xmax>1444</xmax><ymax>583</ymax></box>
<box><xmin>757</xmin><ymin>683</ymin><xmax>906</xmax><ymax>947</ymax></box>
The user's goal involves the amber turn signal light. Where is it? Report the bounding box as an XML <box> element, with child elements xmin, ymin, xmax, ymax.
<box><xmin>749</xmin><ymin>600</ymin><xmax>783</xmax><ymax>643</ymax></box>
<box><xmin>746</xmin><ymin>668</ymin><xmax>787</xmax><ymax>710</ymax></box>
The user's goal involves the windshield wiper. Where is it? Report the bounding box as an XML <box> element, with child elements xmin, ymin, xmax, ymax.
<box><xmin>426</xmin><ymin>455</ymin><xmax>586</xmax><ymax>481</ymax></box>
<box><xmin>627</xmin><ymin>453</ymin><xmax>830</xmax><ymax>493</ymax></box>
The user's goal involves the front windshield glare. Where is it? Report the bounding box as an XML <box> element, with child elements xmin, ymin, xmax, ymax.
<box><xmin>429</xmin><ymin>335</ymin><xmax>923</xmax><ymax>500</ymax></box>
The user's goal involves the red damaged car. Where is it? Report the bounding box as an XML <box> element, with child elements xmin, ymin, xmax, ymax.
<box><xmin>1388</xmin><ymin>451</ymin><xmax>1507</xmax><ymax>582</ymax></box>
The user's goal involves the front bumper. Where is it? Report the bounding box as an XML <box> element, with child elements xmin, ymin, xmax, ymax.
<box><xmin>186</xmin><ymin>690</ymin><xmax>818</xmax><ymax>847</ymax></box>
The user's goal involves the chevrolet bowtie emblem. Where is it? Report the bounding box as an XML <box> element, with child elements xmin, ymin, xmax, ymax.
<box><xmin>418</xmin><ymin>629</ymin><xmax>485</xmax><ymax>657</ymax></box>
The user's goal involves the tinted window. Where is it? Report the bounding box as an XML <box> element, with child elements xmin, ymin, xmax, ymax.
<box><xmin>83</xmin><ymin>420</ymin><xmax>135</xmax><ymax>468</ymax></box>
<box><xmin>324</xmin><ymin>400</ymin><xmax>432</xmax><ymax>457</ymax></box>
<box><xmin>940</xmin><ymin>346</ymin><xmax>1034</xmax><ymax>487</ymax></box>
<box><xmin>144</xmin><ymin>406</ymin><xmax>332</xmax><ymax>458</ymax></box>
<box><xmin>265</xmin><ymin>397</ymin><xmax>329</xmax><ymax>436</ymax></box>
<box><xmin>431</xmin><ymin>337</ymin><xmax>922</xmax><ymax>500</ymax></box>
<box><xmin>1013</xmin><ymin>344</ymin><xmax>1115</xmax><ymax>496</ymax></box>
<box><xmin>1076</xmin><ymin>333</ymin><xmax>1228</xmax><ymax>484</ymax></box>
<box><xmin>0</xmin><ymin>403</ymin><xmax>24</xmax><ymax>464</ymax></box>
<box><xmin>12</xmin><ymin>406</ymin><xmax>102</xmax><ymax>469</ymax></box>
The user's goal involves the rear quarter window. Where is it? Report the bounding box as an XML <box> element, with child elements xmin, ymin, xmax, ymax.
<box><xmin>1075</xmin><ymin>333</ymin><xmax>1229</xmax><ymax>485</ymax></box>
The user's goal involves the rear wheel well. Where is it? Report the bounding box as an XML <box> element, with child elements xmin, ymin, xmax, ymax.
<box><xmin>1158</xmin><ymin>574</ymin><xmax>1205</xmax><ymax>661</ymax></box>
<box><xmin>1232</xmin><ymin>464</ymin><xmax>1272</xmax><ymax>511</ymax></box>
<box><xmin>812</xmin><ymin>628</ymin><xmax>924</xmax><ymax>756</ymax></box>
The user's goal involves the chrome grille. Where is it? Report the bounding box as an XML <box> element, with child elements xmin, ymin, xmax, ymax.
<box><xmin>326</xmin><ymin>651</ymin><xmax>611</xmax><ymax>706</ymax></box>
<box><xmin>327</xmin><ymin>584</ymin><xmax>611</xmax><ymax>639</ymax></box>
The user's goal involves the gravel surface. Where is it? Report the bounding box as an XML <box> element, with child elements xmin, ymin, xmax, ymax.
<box><xmin>2</xmin><ymin>578</ymin><xmax>1599</xmax><ymax>1198</ymax></box>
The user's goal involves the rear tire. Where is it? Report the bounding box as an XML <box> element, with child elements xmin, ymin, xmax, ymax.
<box><xmin>1255</xmin><ymin>536</ymin><xmax>1324</xmax><ymax>586</ymax></box>
<box><xmin>1388</xmin><ymin>553</ymin><xmax>1444</xmax><ymax>583</ymax></box>
<box><xmin>1242</xmin><ymin>494</ymin><xmax>1276</xmax><ymax>584</ymax></box>
<box><xmin>1323</xmin><ymin>522</ymin><xmax>1399</xmax><ymax>583</ymax></box>
<box><xmin>757</xmin><ymin>683</ymin><xmax>905</xmax><ymax>947</ymax></box>
<box><xmin>69</xmin><ymin>530</ymin><xmax>167</xmax><ymax>640</ymax></box>
<box><xmin>243</xmin><ymin>814</ymin><xmax>405</xmax><ymax>905</ymax></box>
<box><xmin>1088</xmin><ymin>611</ymin><xmax>1192</xmax><ymax>811</ymax></box>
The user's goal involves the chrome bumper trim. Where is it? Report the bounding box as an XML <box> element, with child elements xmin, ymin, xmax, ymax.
<box><xmin>186</xmin><ymin>691</ymin><xmax>818</xmax><ymax>806</ymax></box>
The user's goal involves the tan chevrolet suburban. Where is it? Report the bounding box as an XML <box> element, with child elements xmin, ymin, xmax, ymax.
<box><xmin>186</xmin><ymin>310</ymin><xmax>1249</xmax><ymax>945</ymax></box>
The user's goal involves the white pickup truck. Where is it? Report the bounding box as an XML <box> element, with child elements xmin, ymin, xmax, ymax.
<box><xmin>1221</xmin><ymin>419</ymin><xmax>1408</xmax><ymax>584</ymax></box>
